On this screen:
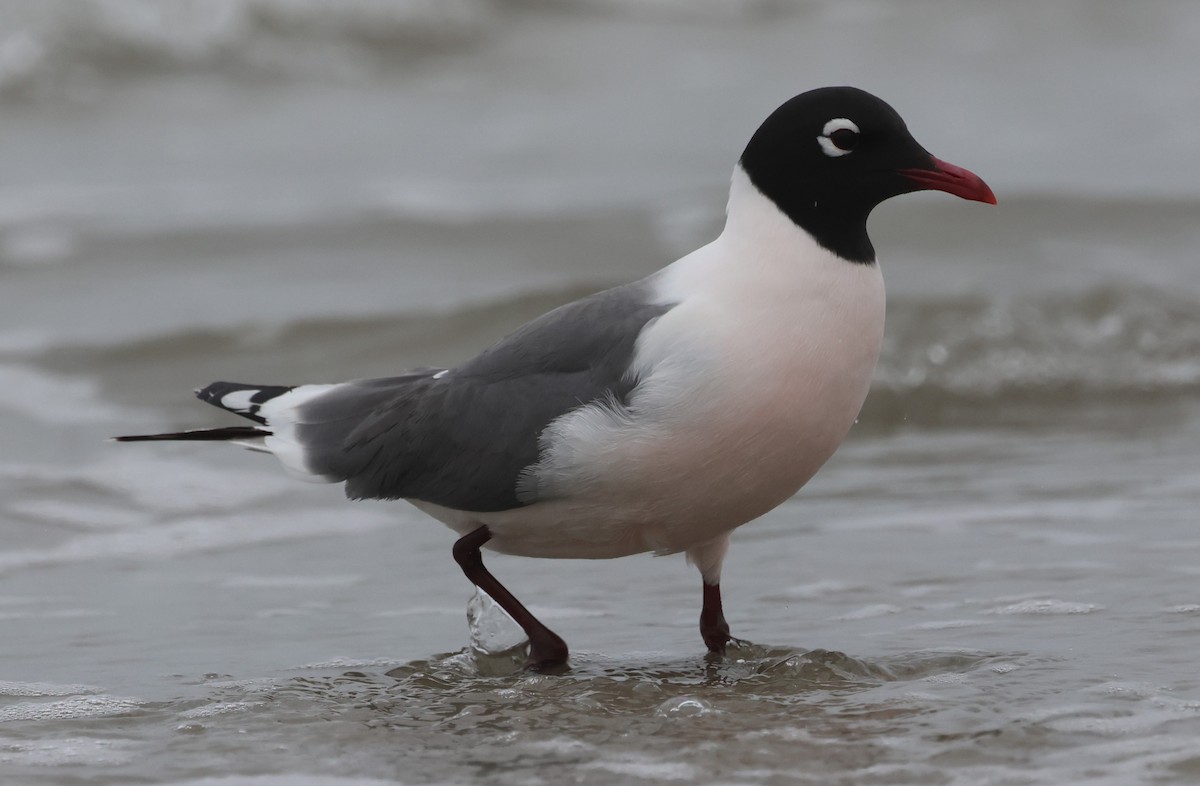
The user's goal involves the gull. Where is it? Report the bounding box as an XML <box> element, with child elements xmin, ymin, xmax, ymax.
<box><xmin>118</xmin><ymin>86</ymin><xmax>995</xmax><ymax>669</ymax></box>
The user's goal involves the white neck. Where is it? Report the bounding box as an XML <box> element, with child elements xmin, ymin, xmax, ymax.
<box><xmin>656</xmin><ymin>165</ymin><xmax>867</xmax><ymax>302</ymax></box>
<box><xmin>723</xmin><ymin>164</ymin><xmax>824</xmax><ymax>258</ymax></box>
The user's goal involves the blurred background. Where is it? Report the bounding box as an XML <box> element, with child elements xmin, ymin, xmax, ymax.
<box><xmin>0</xmin><ymin>1</ymin><xmax>1196</xmax><ymax>429</ymax></box>
<box><xmin>1</xmin><ymin>1</ymin><xmax>1199</xmax><ymax>784</ymax></box>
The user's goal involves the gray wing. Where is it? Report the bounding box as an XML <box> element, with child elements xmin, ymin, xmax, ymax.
<box><xmin>296</xmin><ymin>280</ymin><xmax>673</xmax><ymax>512</ymax></box>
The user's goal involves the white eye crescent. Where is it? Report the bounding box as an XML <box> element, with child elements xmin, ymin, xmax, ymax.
<box><xmin>817</xmin><ymin>117</ymin><xmax>860</xmax><ymax>157</ymax></box>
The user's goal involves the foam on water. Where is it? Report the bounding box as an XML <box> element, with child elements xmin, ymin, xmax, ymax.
<box><xmin>869</xmin><ymin>284</ymin><xmax>1200</xmax><ymax>424</ymax></box>
<box><xmin>582</xmin><ymin>757</ymin><xmax>698</xmax><ymax>780</ymax></box>
<box><xmin>0</xmin><ymin>695</ymin><xmax>143</xmax><ymax>723</ymax></box>
<box><xmin>0</xmin><ymin>736</ymin><xmax>136</xmax><ymax>767</ymax></box>
<box><xmin>987</xmin><ymin>599</ymin><xmax>1102</xmax><ymax>616</ymax></box>
<box><xmin>0</xmin><ymin>680</ymin><xmax>101</xmax><ymax>697</ymax></box>
<box><xmin>294</xmin><ymin>657</ymin><xmax>408</xmax><ymax>671</ymax></box>
<box><xmin>177</xmin><ymin>701</ymin><xmax>264</xmax><ymax>719</ymax></box>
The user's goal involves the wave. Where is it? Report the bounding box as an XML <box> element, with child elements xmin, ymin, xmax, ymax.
<box><xmin>866</xmin><ymin>284</ymin><xmax>1200</xmax><ymax>427</ymax></box>
<box><xmin>0</xmin><ymin>0</ymin><xmax>494</xmax><ymax>97</ymax></box>
<box><xmin>30</xmin><ymin>282</ymin><xmax>1200</xmax><ymax>431</ymax></box>
<box><xmin>0</xmin><ymin>0</ymin><xmax>800</xmax><ymax>98</ymax></box>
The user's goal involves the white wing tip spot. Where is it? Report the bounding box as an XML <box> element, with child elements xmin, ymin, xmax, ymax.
<box><xmin>220</xmin><ymin>389</ymin><xmax>257</xmax><ymax>413</ymax></box>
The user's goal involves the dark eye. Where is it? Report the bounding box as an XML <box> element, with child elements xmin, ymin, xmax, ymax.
<box><xmin>817</xmin><ymin>117</ymin><xmax>861</xmax><ymax>158</ymax></box>
<box><xmin>830</xmin><ymin>128</ymin><xmax>858</xmax><ymax>151</ymax></box>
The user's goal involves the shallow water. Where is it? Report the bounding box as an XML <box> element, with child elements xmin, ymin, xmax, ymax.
<box><xmin>2</xmin><ymin>2</ymin><xmax>1199</xmax><ymax>784</ymax></box>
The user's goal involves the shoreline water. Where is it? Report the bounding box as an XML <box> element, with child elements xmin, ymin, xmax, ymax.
<box><xmin>3</xmin><ymin>1</ymin><xmax>1199</xmax><ymax>783</ymax></box>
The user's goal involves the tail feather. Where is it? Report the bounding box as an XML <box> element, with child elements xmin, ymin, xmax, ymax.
<box><xmin>116</xmin><ymin>381</ymin><xmax>298</xmax><ymax>457</ymax></box>
<box><xmin>114</xmin><ymin>426</ymin><xmax>271</xmax><ymax>442</ymax></box>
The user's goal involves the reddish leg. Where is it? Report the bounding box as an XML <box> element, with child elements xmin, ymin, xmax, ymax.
<box><xmin>452</xmin><ymin>525</ymin><xmax>568</xmax><ymax>670</ymax></box>
<box><xmin>700</xmin><ymin>581</ymin><xmax>733</xmax><ymax>654</ymax></box>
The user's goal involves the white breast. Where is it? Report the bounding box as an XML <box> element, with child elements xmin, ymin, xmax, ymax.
<box><xmin>417</xmin><ymin>166</ymin><xmax>886</xmax><ymax>559</ymax></box>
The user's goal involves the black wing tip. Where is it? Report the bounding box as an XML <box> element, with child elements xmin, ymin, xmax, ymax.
<box><xmin>196</xmin><ymin>381</ymin><xmax>295</xmax><ymax>402</ymax></box>
<box><xmin>196</xmin><ymin>381</ymin><xmax>247</xmax><ymax>404</ymax></box>
<box><xmin>195</xmin><ymin>381</ymin><xmax>295</xmax><ymax>423</ymax></box>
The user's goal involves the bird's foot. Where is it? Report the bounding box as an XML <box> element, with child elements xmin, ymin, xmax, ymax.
<box><xmin>704</xmin><ymin>636</ymin><xmax>752</xmax><ymax>658</ymax></box>
<box><xmin>523</xmin><ymin>630</ymin><xmax>569</xmax><ymax>673</ymax></box>
<box><xmin>700</xmin><ymin>611</ymin><xmax>733</xmax><ymax>654</ymax></box>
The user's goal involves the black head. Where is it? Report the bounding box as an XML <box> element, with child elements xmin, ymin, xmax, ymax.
<box><xmin>738</xmin><ymin>86</ymin><xmax>995</xmax><ymax>264</ymax></box>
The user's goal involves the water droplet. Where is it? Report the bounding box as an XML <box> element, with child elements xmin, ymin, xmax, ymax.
<box><xmin>654</xmin><ymin>695</ymin><xmax>713</xmax><ymax>718</ymax></box>
<box><xmin>466</xmin><ymin>588</ymin><xmax>528</xmax><ymax>655</ymax></box>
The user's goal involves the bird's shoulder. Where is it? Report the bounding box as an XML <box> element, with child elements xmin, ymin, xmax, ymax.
<box><xmin>457</xmin><ymin>278</ymin><xmax>673</xmax><ymax>381</ymax></box>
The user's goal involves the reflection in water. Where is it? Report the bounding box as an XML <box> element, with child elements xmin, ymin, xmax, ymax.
<box><xmin>209</xmin><ymin>646</ymin><xmax>1003</xmax><ymax>731</ymax></box>
<box><xmin>154</xmin><ymin>647</ymin><xmax>1011</xmax><ymax>783</ymax></box>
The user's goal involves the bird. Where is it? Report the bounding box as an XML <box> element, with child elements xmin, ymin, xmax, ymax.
<box><xmin>116</xmin><ymin>86</ymin><xmax>995</xmax><ymax>669</ymax></box>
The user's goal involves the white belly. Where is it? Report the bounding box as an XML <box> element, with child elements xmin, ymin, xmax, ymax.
<box><xmin>414</xmin><ymin>237</ymin><xmax>886</xmax><ymax>560</ymax></box>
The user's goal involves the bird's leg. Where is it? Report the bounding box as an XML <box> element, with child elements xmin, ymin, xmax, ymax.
<box><xmin>452</xmin><ymin>525</ymin><xmax>568</xmax><ymax>670</ymax></box>
<box><xmin>688</xmin><ymin>536</ymin><xmax>742</xmax><ymax>655</ymax></box>
<box><xmin>699</xmin><ymin>581</ymin><xmax>733</xmax><ymax>654</ymax></box>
